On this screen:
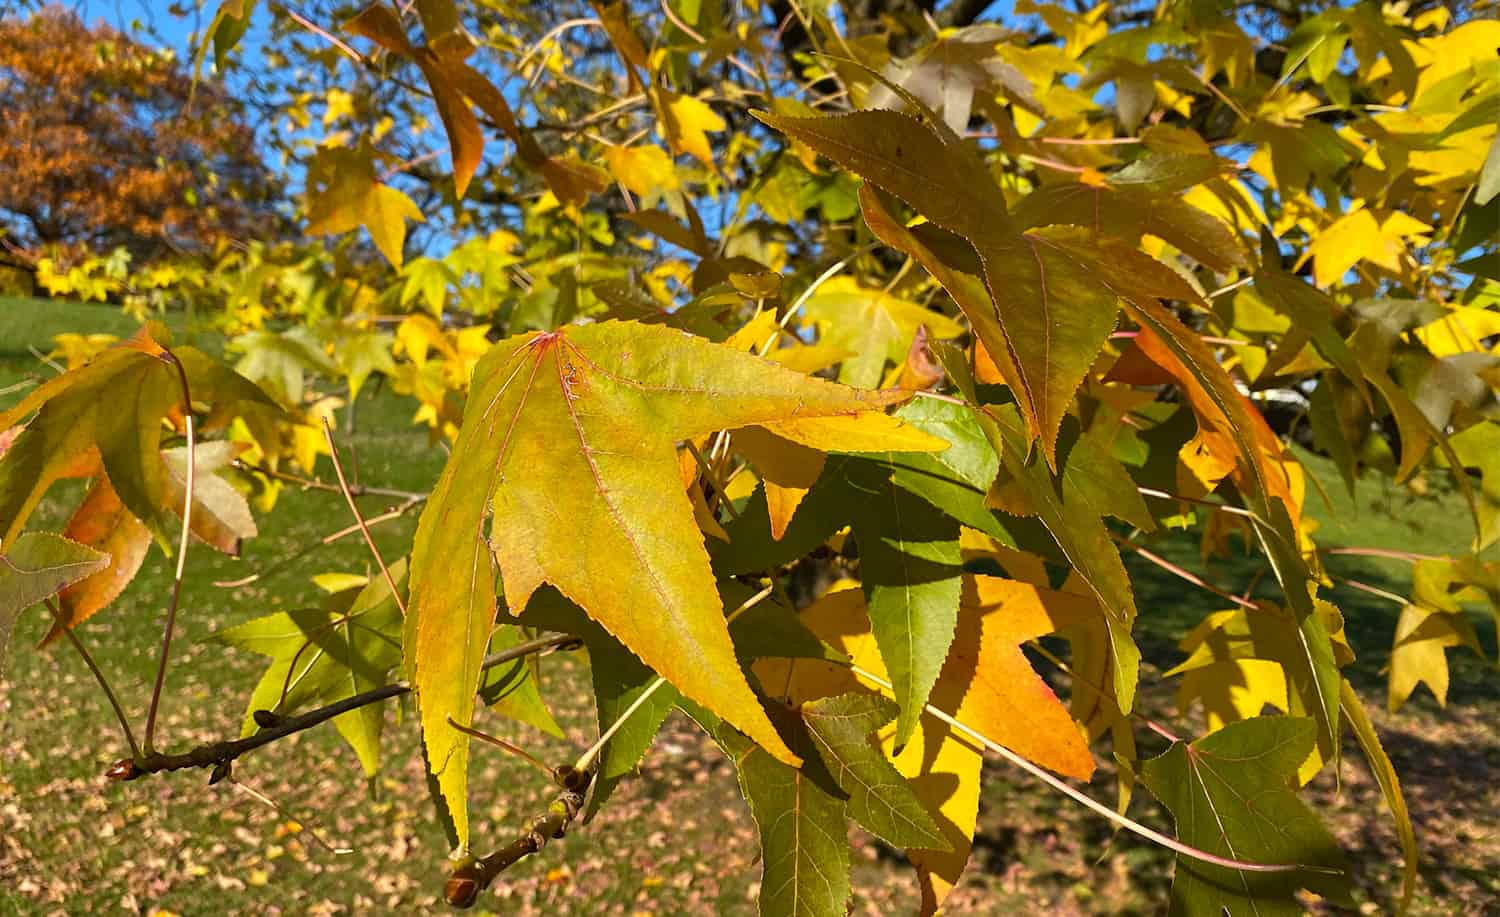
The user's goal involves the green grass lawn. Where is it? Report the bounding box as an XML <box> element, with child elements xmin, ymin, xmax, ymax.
<box><xmin>1</xmin><ymin>300</ymin><xmax>1496</xmax><ymax>915</ymax></box>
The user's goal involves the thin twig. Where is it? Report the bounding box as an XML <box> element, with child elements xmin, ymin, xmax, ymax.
<box><xmin>228</xmin><ymin>775</ymin><xmax>354</xmax><ymax>855</ymax></box>
<box><xmin>1338</xmin><ymin>578</ymin><xmax>1409</xmax><ymax>607</ymax></box>
<box><xmin>1024</xmin><ymin>638</ymin><xmax>1181</xmax><ymax>743</ymax></box>
<box><xmin>845</xmin><ymin>663</ymin><xmax>1319</xmax><ymax>876</ymax></box>
<box><xmin>322</xmin><ymin>419</ymin><xmax>406</xmax><ymax>615</ymax></box>
<box><xmin>1112</xmin><ymin>534</ymin><xmax>1260</xmax><ymax>610</ymax></box>
<box><xmin>113</xmin><ymin>635</ymin><xmax>580</xmax><ymax>779</ymax></box>
<box><xmin>46</xmin><ymin>598</ymin><xmax>140</xmax><ymax>758</ymax></box>
<box><xmin>572</xmin><ymin>583</ymin><xmax>775</xmax><ymax>773</ymax></box>
<box><xmin>281</xmin><ymin>4</ymin><xmax>365</xmax><ymax>64</ymax></box>
<box><xmin>232</xmin><ymin>458</ymin><xmax>426</xmax><ymax>502</ymax></box>
<box><xmin>213</xmin><ymin>499</ymin><xmax>422</xmax><ymax>589</ymax></box>
<box><xmin>1137</xmin><ymin>486</ymin><xmax>1255</xmax><ymax>518</ymax></box>
<box><xmin>143</xmin><ymin>350</ymin><xmax>196</xmax><ymax>754</ymax></box>
<box><xmin>448</xmin><ymin>716</ymin><xmax>557</xmax><ymax>780</ymax></box>
<box><xmin>1325</xmin><ymin>546</ymin><xmax>1439</xmax><ymax>564</ymax></box>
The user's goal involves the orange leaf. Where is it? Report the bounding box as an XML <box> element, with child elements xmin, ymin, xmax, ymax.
<box><xmin>760</xmin><ymin>575</ymin><xmax>1095</xmax><ymax>914</ymax></box>
<box><xmin>46</xmin><ymin>476</ymin><xmax>151</xmax><ymax>645</ymax></box>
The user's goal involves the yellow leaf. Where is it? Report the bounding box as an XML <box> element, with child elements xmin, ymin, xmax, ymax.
<box><xmin>1177</xmin><ymin>427</ymin><xmax>1237</xmax><ymax>495</ymax></box>
<box><xmin>1302</xmin><ymin>207</ymin><xmax>1430</xmax><ymax>287</ymax></box>
<box><xmin>407</xmin><ymin>322</ymin><xmax>911</xmax><ymax>847</ymax></box>
<box><xmin>732</xmin><ymin>426</ymin><xmax>826</xmax><ymax>540</ymax></box>
<box><xmin>306</xmin><ymin>146</ymin><xmax>424</xmax><ymax>269</ymax></box>
<box><xmin>761</xmin><ymin>413</ymin><xmax>950</xmax><ymax>453</ymax></box>
<box><xmin>312</xmin><ymin>572</ymin><xmax>370</xmax><ymax>593</ymax></box>
<box><xmin>605</xmin><ymin>144</ymin><xmax>681</xmax><ymax>198</ymax></box>
<box><xmin>1414</xmin><ymin>307</ymin><xmax>1500</xmax><ymax>356</ymax></box>
<box><xmin>654</xmin><ymin>88</ymin><xmax>725</xmax><ymax>168</ymax></box>
<box><xmin>759</xmin><ymin>575</ymin><xmax>1094</xmax><ymax>914</ymax></box>
<box><xmin>323</xmin><ymin>88</ymin><xmax>356</xmax><ymax>125</ymax></box>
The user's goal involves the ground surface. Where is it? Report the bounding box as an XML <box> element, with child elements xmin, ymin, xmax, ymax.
<box><xmin>0</xmin><ymin>300</ymin><xmax>1496</xmax><ymax>915</ymax></box>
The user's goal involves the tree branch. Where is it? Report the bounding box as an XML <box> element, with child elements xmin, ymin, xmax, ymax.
<box><xmin>445</xmin><ymin>769</ymin><xmax>592</xmax><ymax>908</ymax></box>
<box><xmin>109</xmin><ymin>633</ymin><xmax>581</xmax><ymax>781</ymax></box>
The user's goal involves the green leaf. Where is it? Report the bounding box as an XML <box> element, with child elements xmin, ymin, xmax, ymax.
<box><xmin>1</xmin><ymin>533</ymin><xmax>109</xmax><ymax>668</ymax></box>
<box><xmin>215</xmin><ymin>561</ymin><xmax>406</xmax><ymax>775</ymax></box>
<box><xmin>843</xmin><ymin>458</ymin><xmax>964</xmax><ymax>747</ymax></box>
<box><xmin>759</xmin><ymin>109</ymin><xmax>1130</xmax><ymax>464</ymax></box>
<box><xmin>333</xmin><ymin>327</ymin><xmax>397</xmax><ymax>401</ymax></box>
<box><xmin>865</xmin><ymin>24</ymin><xmax>1042</xmax><ymax>132</ymax></box>
<box><xmin>879</xmin><ymin>399</ymin><xmax>1017</xmax><ymax>540</ymax></box>
<box><xmin>1254</xmin><ymin>269</ymin><xmax>1369</xmax><ymax>402</ymax></box>
<box><xmin>508</xmin><ymin>588</ymin><xmax>681</xmax><ymax>820</ymax></box>
<box><xmin>406</xmin><ymin>321</ymin><xmax>913</xmax><ymax>846</ymax></box>
<box><xmin>230</xmin><ymin>326</ymin><xmax>338</xmax><ymax>408</ymax></box>
<box><xmin>476</xmin><ymin>623</ymin><xmax>564</xmax><ymax>739</ymax></box>
<box><xmin>986</xmin><ymin>402</ymin><xmax>1141</xmax><ymax>713</ymax></box>
<box><xmin>1139</xmin><ymin>717</ymin><xmax>1352</xmax><ymax>917</ymax></box>
<box><xmin>803</xmin><ymin>281</ymin><xmax>963</xmax><ymax>388</ymax></box>
<box><xmin>799</xmin><ymin>693</ymin><xmax>948</xmax><ymax>850</ymax></box>
<box><xmin>692</xmin><ymin>704</ymin><xmax>852</xmax><ymax>917</ymax></box>
<box><xmin>1012</xmin><ymin>182</ymin><xmax>1248</xmax><ymax>274</ymax></box>
<box><xmin>1340</xmin><ymin>679</ymin><xmax>1417</xmax><ymax>914</ymax></box>
<box><xmin>0</xmin><ymin>329</ymin><xmax>274</xmax><ymax>547</ymax></box>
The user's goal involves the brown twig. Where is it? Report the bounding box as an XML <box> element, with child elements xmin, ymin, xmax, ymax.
<box><xmin>232</xmin><ymin>458</ymin><xmax>427</xmax><ymax>502</ymax></box>
<box><xmin>1112</xmin><ymin>533</ymin><xmax>1260</xmax><ymax>611</ymax></box>
<box><xmin>111</xmin><ymin>634</ymin><xmax>580</xmax><ymax>780</ymax></box>
<box><xmin>445</xmin><ymin>769</ymin><xmax>593</xmax><ymax>908</ymax></box>
<box><xmin>447</xmin><ymin>716</ymin><xmax>557</xmax><ymax>780</ymax></box>
<box><xmin>322</xmin><ymin>419</ymin><xmax>405</xmax><ymax>615</ymax></box>
<box><xmin>46</xmin><ymin>598</ymin><xmax>140</xmax><ymax>758</ymax></box>
<box><xmin>213</xmin><ymin>499</ymin><xmax>422</xmax><ymax>588</ymax></box>
<box><xmin>143</xmin><ymin>348</ymin><xmax>196</xmax><ymax>754</ymax></box>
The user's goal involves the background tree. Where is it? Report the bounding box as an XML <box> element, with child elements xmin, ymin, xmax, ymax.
<box><xmin>0</xmin><ymin>6</ymin><xmax>284</xmax><ymax>272</ymax></box>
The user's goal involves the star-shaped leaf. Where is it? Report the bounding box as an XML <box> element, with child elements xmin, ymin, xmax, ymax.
<box><xmin>305</xmin><ymin>144</ymin><xmax>424</xmax><ymax>269</ymax></box>
<box><xmin>1</xmin><ymin>533</ymin><xmax>108</xmax><ymax>671</ymax></box>
<box><xmin>406</xmin><ymin>319</ymin><xmax>912</xmax><ymax>847</ymax></box>
<box><xmin>759</xmin><ymin>109</ymin><xmax>1174</xmax><ymax>466</ymax></box>
<box><xmin>1139</xmin><ymin>716</ymin><xmax>1352</xmax><ymax>917</ymax></box>
<box><xmin>0</xmin><ymin>326</ymin><xmax>276</xmax><ymax>548</ymax></box>
<box><xmin>215</xmin><ymin>561</ymin><xmax>406</xmax><ymax>775</ymax></box>
<box><xmin>758</xmin><ymin>575</ymin><xmax>1095</xmax><ymax>914</ymax></box>
<box><xmin>803</xmin><ymin>278</ymin><xmax>964</xmax><ymax>388</ymax></box>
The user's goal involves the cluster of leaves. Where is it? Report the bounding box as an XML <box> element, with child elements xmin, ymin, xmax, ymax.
<box><xmin>3</xmin><ymin>0</ymin><xmax>1500</xmax><ymax>913</ymax></box>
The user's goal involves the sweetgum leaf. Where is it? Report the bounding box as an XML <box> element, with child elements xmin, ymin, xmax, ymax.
<box><xmin>406</xmin><ymin>319</ymin><xmax>910</xmax><ymax>846</ymax></box>
<box><xmin>476</xmin><ymin>623</ymin><xmax>564</xmax><ymax>739</ymax></box>
<box><xmin>842</xmin><ymin>458</ymin><xmax>964</xmax><ymax>747</ymax></box>
<box><xmin>985</xmin><ymin>402</ymin><xmax>1141</xmax><ymax>713</ymax></box>
<box><xmin>799</xmin><ymin>693</ymin><xmax>948</xmax><ymax>850</ymax></box>
<box><xmin>506</xmin><ymin>588</ymin><xmax>682</xmax><ymax>820</ymax></box>
<box><xmin>757</xmin><ymin>576</ymin><xmax>1095</xmax><ymax>914</ymax></box>
<box><xmin>215</xmin><ymin>561</ymin><xmax>406</xmax><ymax>775</ymax></box>
<box><xmin>1012</xmin><ymin>182</ymin><xmax>1248</xmax><ymax>273</ymax></box>
<box><xmin>700</xmin><ymin>704</ymin><xmax>851</xmax><ymax>917</ymax></box>
<box><xmin>1139</xmin><ymin>717</ymin><xmax>1352</xmax><ymax>917</ymax></box>
<box><xmin>0</xmin><ymin>326</ymin><xmax>275</xmax><ymax>548</ymax></box>
<box><xmin>1</xmin><ymin>533</ymin><xmax>109</xmax><ymax>666</ymax></box>
<box><xmin>760</xmin><ymin>109</ymin><xmax>1137</xmax><ymax>465</ymax></box>
<box><xmin>47</xmin><ymin>476</ymin><xmax>151</xmax><ymax>645</ymax></box>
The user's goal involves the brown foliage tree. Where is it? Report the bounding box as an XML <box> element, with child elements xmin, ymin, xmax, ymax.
<box><xmin>0</xmin><ymin>6</ymin><xmax>283</xmax><ymax>266</ymax></box>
